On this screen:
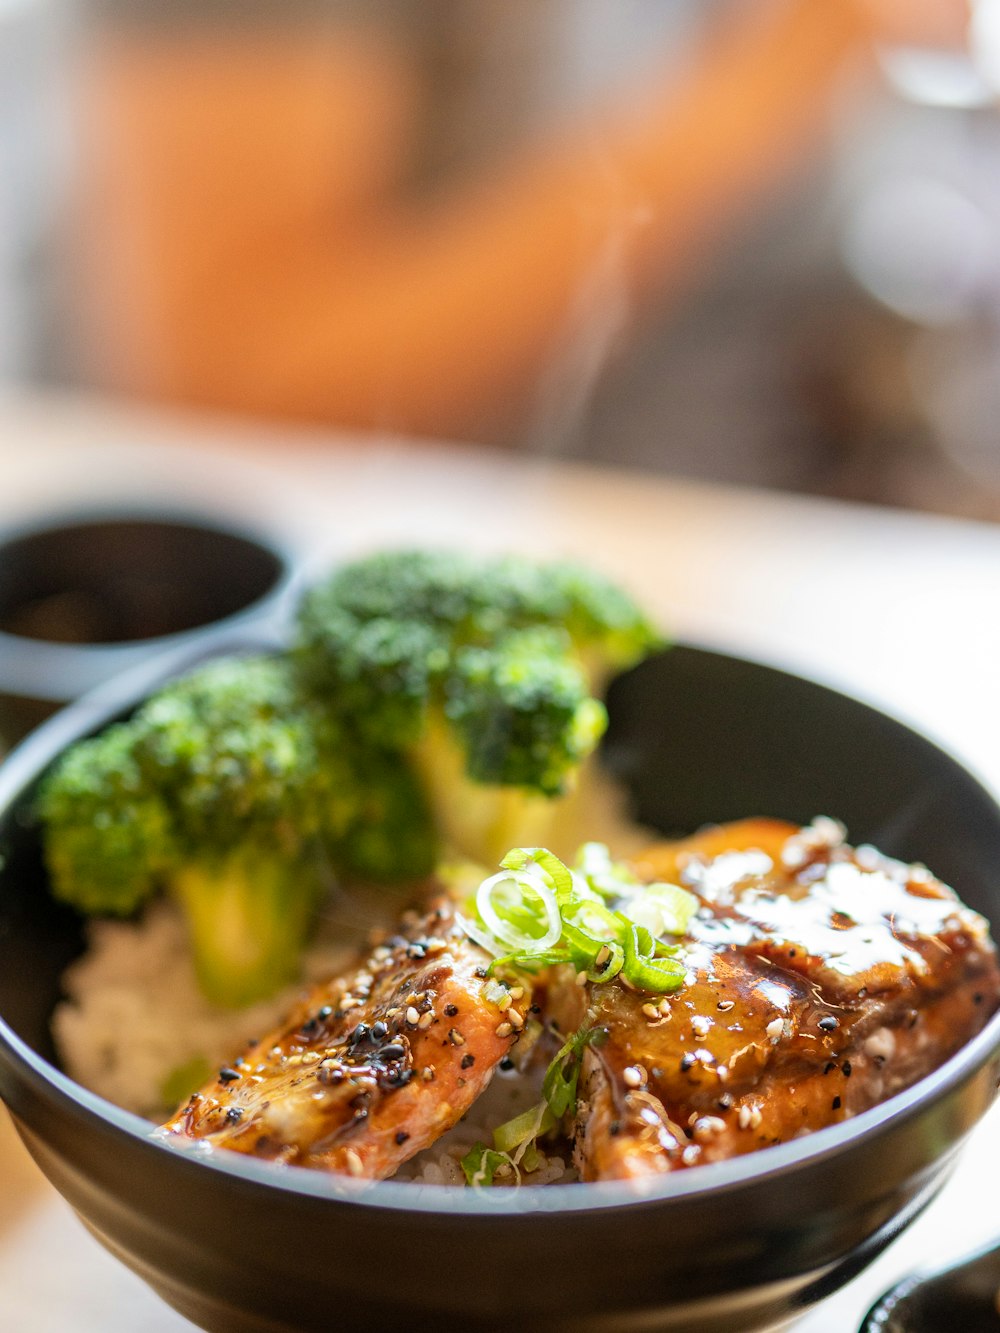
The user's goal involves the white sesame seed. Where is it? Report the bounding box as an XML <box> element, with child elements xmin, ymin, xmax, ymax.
<box><xmin>691</xmin><ymin>1015</ymin><xmax>711</xmax><ymax>1037</ymax></box>
<box><xmin>575</xmin><ymin>970</ymin><xmax>588</xmax><ymax>987</ymax></box>
<box><xmin>623</xmin><ymin>1065</ymin><xmax>646</xmax><ymax>1089</ymax></box>
<box><xmin>738</xmin><ymin>1105</ymin><xmax>752</xmax><ymax>1130</ymax></box>
<box><xmin>717</xmin><ymin>999</ymin><xmax>735</xmax><ymax>1012</ymax></box>
<box><xmin>693</xmin><ymin>1116</ymin><xmax>726</xmax><ymax>1141</ymax></box>
<box><xmin>750</xmin><ymin>1106</ymin><xmax>762</xmax><ymax>1129</ymax></box>
<box><xmin>372</xmin><ymin>946</ymin><xmax>390</xmax><ymax>962</ymax></box>
<box><xmin>417</xmin><ymin>1010</ymin><xmax>434</xmax><ymax>1030</ymax></box>
<box><xmin>682</xmin><ymin>1145</ymin><xmax>700</xmax><ymax>1166</ymax></box>
<box><xmin>448</xmin><ymin>1028</ymin><xmax>465</xmax><ymax>1046</ymax></box>
<box><xmin>766</xmin><ymin>1018</ymin><xmax>784</xmax><ymax>1042</ymax></box>
<box><xmin>508</xmin><ymin>986</ymin><xmax>524</xmax><ymax>1000</ymax></box>
<box><xmin>405</xmin><ymin>1006</ymin><xmax>420</xmax><ymax>1026</ymax></box>
<box><xmin>345</xmin><ymin>1149</ymin><xmax>364</xmax><ymax>1177</ymax></box>
<box><xmin>641</xmin><ymin>1003</ymin><xmax>659</xmax><ymax>1021</ymax></box>
<box><xmin>507</xmin><ymin>1009</ymin><xmax>524</xmax><ymax>1031</ymax></box>
<box><xmin>495</xmin><ymin>1021</ymin><xmax>513</xmax><ymax>1038</ymax></box>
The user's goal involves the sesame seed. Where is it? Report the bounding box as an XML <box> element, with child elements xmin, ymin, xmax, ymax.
<box><xmin>341</xmin><ymin>997</ymin><xmax>361</xmax><ymax>1011</ymax></box>
<box><xmin>385</xmin><ymin>1007</ymin><xmax>400</xmax><ymax>1019</ymax></box>
<box><xmin>818</xmin><ymin>1016</ymin><xmax>839</xmax><ymax>1032</ymax></box>
<box><xmin>461</xmin><ymin>1054</ymin><xmax>475</xmax><ymax>1069</ymax></box>
<box><xmin>832</xmin><ymin>1096</ymin><xmax>842</xmax><ymax>1111</ymax></box>
<box><xmin>738</xmin><ymin>1105</ymin><xmax>752</xmax><ymax>1130</ymax></box>
<box><xmin>507</xmin><ymin>1009</ymin><xmax>525</xmax><ymax>1031</ymax></box>
<box><xmin>417</xmin><ymin>1011</ymin><xmax>434</xmax><ymax>1030</ymax></box>
<box><xmin>495</xmin><ymin>1021</ymin><xmax>513</xmax><ymax>1038</ymax></box>
<box><xmin>448</xmin><ymin>1028</ymin><xmax>465</xmax><ymax>1046</ymax></box>
<box><xmin>575</xmin><ymin>971</ymin><xmax>588</xmax><ymax>987</ymax></box>
<box><xmin>405</xmin><ymin>1007</ymin><xmax>420</xmax><ymax>1027</ymax></box>
<box><xmin>218</xmin><ymin>1067</ymin><xmax>241</xmax><ymax>1084</ymax></box>
<box><xmin>395</xmin><ymin>1131</ymin><xmax>410</xmax><ymax>1145</ymax></box>
<box><xmin>421</xmin><ymin>1066</ymin><xmax>435</xmax><ymax>1082</ymax></box>
<box><xmin>693</xmin><ymin>1116</ymin><xmax>726</xmax><ymax>1141</ymax></box>
<box><xmin>641</xmin><ymin>1003</ymin><xmax>660</xmax><ymax>1021</ymax></box>
<box><xmin>509</xmin><ymin>987</ymin><xmax>524</xmax><ymax>1000</ymax></box>
<box><xmin>444</xmin><ymin>1004</ymin><xmax>459</xmax><ymax>1017</ymax></box>
<box><xmin>372</xmin><ymin>946</ymin><xmax>390</xmax><ymax>962</ymax></box>
<box><xmin>717</xmin><ymin>999</ymin><xmax>735</xmax><ymax>1012</ymax></box>
<box><xmin>682</xmin><ymin>1145</ymin><xmax>700</xmax><ymax>1166</ymax></box>
<box><xmin>595</xmin><ymin>945</ymin><xmax>611</xmax><ymax>968</ymax></box>
<box><xmin>766</xmin><ymin>1018</ymin><xmax>784</xmax><ymax>1041</ymax></box>
<box><xmin>691</xmin><ymin>1015</ymin><xmax>712</xmax><ymax>1038</ymax></box>
<box><xmin>345</xmin><ymin>1150</ymin><xmax>364</xmax><ymax>1177</ymax></box>
<box><xmin>623</xmin><ymin>1065</ymin><xmax>646</xmax><ymax>1088</ymax></box>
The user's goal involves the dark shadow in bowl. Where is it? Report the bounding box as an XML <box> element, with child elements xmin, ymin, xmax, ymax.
<box><xmin>0</xmin><ymin>643</ymin><xmax>997</xmax><ymax>1333</ymax></box>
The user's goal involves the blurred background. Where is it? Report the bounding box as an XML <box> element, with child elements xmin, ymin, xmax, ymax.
<box><xmin>4</xmin><ymin>0</ymin><xmax>1000</xmax><ymax>517</ymax></box>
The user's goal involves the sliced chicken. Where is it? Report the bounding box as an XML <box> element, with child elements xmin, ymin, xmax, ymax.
<box><xmin>159</xmin><ymin>899</ymin><xmax>530</xmax><ymax>1179</ymax></box>
<box><xmin>553</xmin><ymin>818</ymin><xmax>1000</xmax><ymax>1181</ymax></box>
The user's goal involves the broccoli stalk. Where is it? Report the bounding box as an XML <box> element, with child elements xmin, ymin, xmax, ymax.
<box><xmin>296</xmin><ymin>551</ymin><xmax>661</xmax><ymax>865</ymax></box>
<box><xmin>39</xmin><ymin>656</ymin><xmax>356</xmax><ymax>1007</ymax></box>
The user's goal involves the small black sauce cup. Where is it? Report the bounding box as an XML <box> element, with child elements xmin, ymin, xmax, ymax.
<box><xmin>0</xmin><ymin>512</ymin><xmax>294</xmax><ymax>748</ymax></box>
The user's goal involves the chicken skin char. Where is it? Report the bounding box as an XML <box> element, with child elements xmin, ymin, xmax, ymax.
<box><xmin>160</xmin><ymin>898</ymin><xmax>527</xmax><ymax>1179</ymax></box>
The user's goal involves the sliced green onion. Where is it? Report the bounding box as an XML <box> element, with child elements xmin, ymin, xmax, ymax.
<box><xmin>621</xmin><ymin>920</ymin><xmax>686</xmax><ymax>992</ymax></box>
<box><xmin>461</xmin><ymin>1143</ymin><xmax>515</xmax><ymax>1188</ymax></box>
<box><xmin>620</xmin><ymin>881</ymin><xmax>698</xmax><ymax>938</ymax></box>
<box><xmin>500</xmin><ymin>846</ymin><xmax>575</xmax><ymax>900</ymax></box>
<box><xmin>493</xmin><ymin>1101</ymin><xmax>554</xmax><ymax>1160</ymax></box>
<box><xmin>487</xmin><ymin>946</ymin><xmax>572</xmax><ymax>976</ymax></box>
<box><xmin>476</xmin><ymin>868</ymin><xmax>562</xmax><ymax>953</ymax></box>
<box><xmin>576</xmin><ymin>841</ymin><xmax>638</xmax><ymax>898</ymax></box>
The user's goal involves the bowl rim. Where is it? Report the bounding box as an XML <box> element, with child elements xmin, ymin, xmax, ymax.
<box><xmin>1</xmin><ymin>640</ymin><xmax>998</xmax><ymax>1218</ymax></box>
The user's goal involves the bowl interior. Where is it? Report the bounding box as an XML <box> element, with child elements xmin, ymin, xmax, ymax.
<box><xmin>2</xmin><ymin>643</ymin><xmax>998</xmax><ymax>1068</ymax></box>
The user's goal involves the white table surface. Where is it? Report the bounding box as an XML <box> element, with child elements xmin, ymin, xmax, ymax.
<box><xmin>1</xmin><ymin>387</ymin><xmax>998</xmax><ymax>1331</ymax></box>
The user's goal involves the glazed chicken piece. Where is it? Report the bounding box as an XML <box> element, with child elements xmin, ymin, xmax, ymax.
<box><xmin>553</xmin><ymin>818</ymin><xmax>1000</xmax><ymax>1181</ymax></box>
<box><xmin>159</xmin><ymin>899</ymin><xmax>528</xmax><ymax>1179</ymax></box>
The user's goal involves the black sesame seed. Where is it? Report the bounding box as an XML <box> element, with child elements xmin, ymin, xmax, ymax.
<box><xmin>349</xmin><ymin>1023</ymin><xmax>370</xmax><ymax>1045</ymax></box>
<box><xmin>474</xmin><ymin>967</ymin><xmax>488</xmax><ymax>979</ymax></box>
<box><xmin>680</xmin><ymin>1053</ymin><xmax>696</xmax><ymax>1072</ymax></box>
<box><xmin>609</xmin><ymin>1121</ymin><xmax>621</xmax><ymax>1136</ymax></box>
<box><xmin>718</xmin><ymin>1094</ymin><xmax>733</xmax><ymax>1110</ymax></box>
<box><xmin>444</xmin><ymin>1004</ymin><xmax>459</xmax><ymax>1017</ymax></box>
<box><xmin>499</xmin><ymin>1056</ymin><xmax>515</xmax><ymax>1072</ymax></box>
<box><xmin>395</xmin><ymin>1131</ymin><xmax>410</xmax><ymax>1146</ymax></box>
<box><xmin>823</xmin><ymin>1061</ymin><xmax>837</xmax><ymax>1075</ymax></box>
<box><xmin>225</xmin><ymin>1107</ymin><xmax>243</xmax><ymax>1123</ymax></box>
<box><xmin>818</xmin><ymin>1016</ymin><xmax>839</xmax><ymax>1032</ymax></box>
<box><xmin>841</xmin><ymin>1060</ymin><xmax>852</xmax><ymax>1077</ymax></box>
<box><xmin>370</xmin><ymin>1021</ymin><xmax>389</xmax><ymax>1041</ymax></box>
<box><xmin>379</xmin><ymin>1043</ymin><xmax>406</xmax><ymax>1061</ymax></box>
<box><xmin>218</xmin><ymin>1067</ymin><xmax>241</xmax><ymax>1084</ymax></box>
<box><xmin>386</xmin><ymin>1068</ymin><xmax>414</xmax><ymax>1087</ymax></box>
<box><xmin>832</xmin><ymin>1096</ymin><xmax>842</xmax><ymax>1110</ymax></box>
<box><xmin>530</xmin><ymin>1004</ymin><xmax>542</xmax><ymax>1015</ymax></box>
<box><xmin>461</xmin><ymin>1054</ymin><xmax>475</xmax><ymax>1069</ymax></box>
<box><xmin>317</xmin><ymin>1006</ymin><xmax>333</xmax><ymax>1021</ymax></box>
<box><xmin>788</xmin><ymin>949</ymin><xmax>797</xmax><ymax>958</ymax></box>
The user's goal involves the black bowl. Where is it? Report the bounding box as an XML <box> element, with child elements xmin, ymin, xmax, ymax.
<box><xmin>0</xmin><ymin>644</ymin><xmax>998</xmax><ymax>1333</ymax></box>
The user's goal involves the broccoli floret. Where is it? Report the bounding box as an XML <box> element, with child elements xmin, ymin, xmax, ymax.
<box><xmin>39</xmin><ymin>655</ymin><xmax>357</xmax><ymax>1007</ymax></box>
<box><xmin>296</xmin><ymin>550</ymin><xmax>661</xmax><ymax>864</ymax></box>
<box><xmin>38</xmin><ymin>722</ymin><xmax>174</xmax><ymax>916</ymax></box>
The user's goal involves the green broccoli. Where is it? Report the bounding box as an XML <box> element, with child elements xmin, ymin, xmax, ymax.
<box><xmin>295</xmin><ymin>550</ymin><xmax>661</xmax><ymax>864</ymax></box>
<box><xmin>38</xmin><ymin>655</ymin><xmax>362</xmax><ymax>1007</ymax></box>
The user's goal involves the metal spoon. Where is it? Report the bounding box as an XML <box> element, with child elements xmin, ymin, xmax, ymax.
<box><xmin>860</xmin><ymin>1238</ymin><xmax>1000</xmax><ymax>1331</ymax></box>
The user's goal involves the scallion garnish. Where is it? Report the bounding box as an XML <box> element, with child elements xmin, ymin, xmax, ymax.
<box><xmin>465</xmin><ymin>1023</ymin><xmax>608</xmax><ymax>1187</ymax></box>
<box><xmin>459</xmin><ymin>844</ymin><xmax>696</xmax><ymax>994</ymax></box>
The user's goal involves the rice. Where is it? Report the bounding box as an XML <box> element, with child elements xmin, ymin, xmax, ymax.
<box><xmin>53</xmin><ymin>900</ymin><xmax>359</xmax><ymax>1120</ymax></box>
